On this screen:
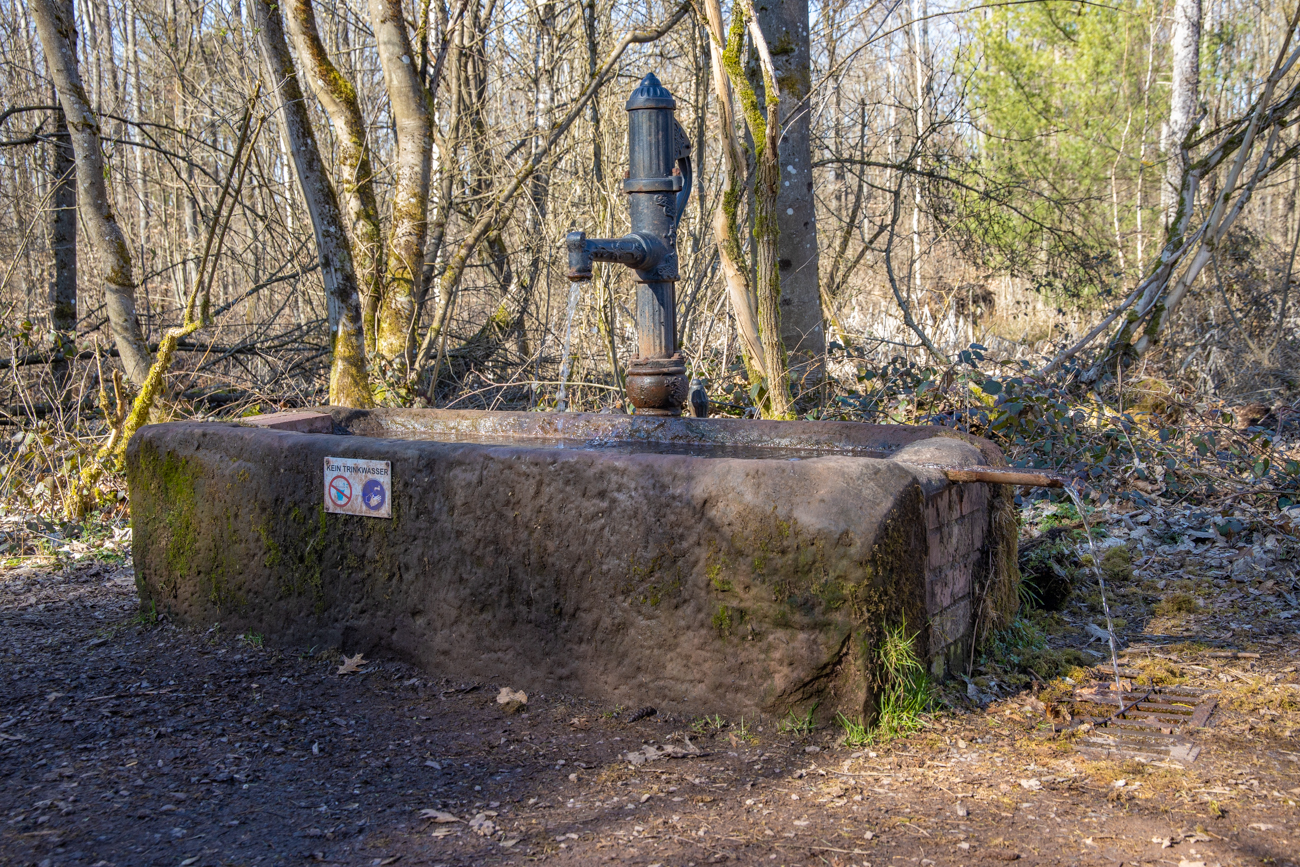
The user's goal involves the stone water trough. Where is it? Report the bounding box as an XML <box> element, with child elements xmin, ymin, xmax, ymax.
<box><xmin>127</xmin><ymin>408</ymin><xmax>1020</xmax><ymax>723</ymax></box>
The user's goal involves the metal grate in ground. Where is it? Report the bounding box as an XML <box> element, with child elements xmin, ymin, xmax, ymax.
<box><xmin>1072</xmin><ymin>681</ymin><xmax>1217</xmax><ymax>765</ymax></box>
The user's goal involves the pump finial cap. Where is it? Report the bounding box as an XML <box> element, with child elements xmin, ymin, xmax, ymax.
<box><xmin>626</xmin><ymin>72</ymin><xmax>676</xmax><ymax>111</ymax></box>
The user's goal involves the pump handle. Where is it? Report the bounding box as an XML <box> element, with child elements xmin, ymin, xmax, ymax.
<box><xmin>673</xmin><ymin>120</ymin><xmax>692</xmax><ymax>241</ymax></box>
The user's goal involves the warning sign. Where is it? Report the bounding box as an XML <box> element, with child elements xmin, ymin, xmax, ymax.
<box><xmin>324</xmin><ymin>457</ymin><xmax>391</xmax><ymax>518</ymax></box>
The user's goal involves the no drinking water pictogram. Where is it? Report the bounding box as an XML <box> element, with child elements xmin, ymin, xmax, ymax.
<box><xmin>323</xmin><ymin>456</ymin><xmax>391</xmax><ymax>518</ymax></box>
<box><xmin>328</xmin><ymin>475</ymin><xmax>352</xmax><ymax>507</ymax></box>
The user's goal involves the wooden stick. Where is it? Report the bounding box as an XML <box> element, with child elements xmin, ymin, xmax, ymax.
<box><xmin>901</xmin><ymin>463</ymin><xmax>1067</xmax><ymax>488</ymax></box>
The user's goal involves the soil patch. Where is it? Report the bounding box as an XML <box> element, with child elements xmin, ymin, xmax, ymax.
<box><xmin>0</xmin><ymin>554</ymin><xmax>1296</xmax><ymax>867</ymax></box>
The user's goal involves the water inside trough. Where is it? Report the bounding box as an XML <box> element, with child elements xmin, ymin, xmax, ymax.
<box><xmin>356</xmin><ymin>429</ymin><xmax>891</xmax><ymax>461</ymax></box>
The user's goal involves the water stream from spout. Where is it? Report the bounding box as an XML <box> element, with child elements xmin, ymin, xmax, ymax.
<box><xmin>554</xmin><ymin>281</ymin><xmax>582</xmax><ymax>412</ymax></box>
<box><xmin>1061</xmin><ymin>484</ymin><xmax>1123</xmax><ymax>697</ymax></box>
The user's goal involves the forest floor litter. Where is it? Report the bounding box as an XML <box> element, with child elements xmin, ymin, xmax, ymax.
<box><xmin>1</xmin><ymin>499</ymin><xmax>1297</xmax><ymax>867</ymax></box>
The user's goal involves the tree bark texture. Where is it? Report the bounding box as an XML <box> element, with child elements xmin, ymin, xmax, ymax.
<box><xmin>48</xmin><ymin>104</ymin><xmax>77</xmax><ymax>391</ymax></box>
<box><xmin>31</xmin><ymin>0</ymin><xmax>153</xmax><ymax>389</ymax></box>
<box><xmin>251</xmin><ymin>0</ymin><xmax>373</xmax><ymax>407</ymax></box>
<box><xmin>1163</xmin><ymin>0</ymin><xmax>1201</xmax><ymax>228</ymax></box>
<box><xmin>286</xmin><ymin>0</ymin><xmax>386</xmax><ymax>357</ymax></box>
<box><xmin>754</xmin><ymin>0</ymin><xmax>824</xmax><ymax>370</ymax></box>
<box><xmin>48</xmin><ymin>106</ymin><xmax>77</xmax><ymax>342</ymax></box>
<box><xmin>582</xmin><ymin>0</ymin><xmax>624</xmax><ymax>390</ymax></box>
<box><xmin>725</xmin><ymin>4</ymin><xmax>793</xmax><ymax>417</ymax></box>
<box><xmin>368</xmin><ymin>0</ymin><xmax>432</xmax><ymax>366</ymax></box>
<box><xmin>696</xmin><ymin>0</ymin><xmax>785</xmax><ymax>410</ymax></box>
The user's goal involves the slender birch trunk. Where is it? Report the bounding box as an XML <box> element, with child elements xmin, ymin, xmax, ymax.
<box><xmin>32</xmin><ymin>0</ymin><xmax>154</xmax><ymax>389</ymax></box>
<box><xmin>126</xmin><ymin>1</ymin><xmax>148</xmax><ymax>284</ymax></box>
<box><xmin>699</xmin><ymin>0</ymin><xmax>765</xmax><ymax>383</ymax></box>
<box><xmin>1163</xmin><ymin>0</ymin><xmax>1202</xmax><ymax>228</ymax></box>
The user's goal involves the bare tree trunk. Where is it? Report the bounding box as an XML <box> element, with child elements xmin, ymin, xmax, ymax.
<box><xmin>698</xmin><ymin>0</ymin><xmax>767</xmax><ymax>388</ymax></box>
<box><xmin>369</xmin><ymin>0</ymin><xmax>432</xmax><ymax>368</ymax></box>
<box><xmin>285</xmin><ymin>0</ymin><xmax>385</xmax><ymax>354</ymax></box>
<box><xmin>420</xmin><ymin>11</ymin><xmax>465</xmax><ymax>310</ymax></box>
<box><xmin>906</xmin><ymin>0</ymin><xmax>929</xmax><ymax>330</ymax></box>
<box><xmin>126</xmin><ymin>1</ymin><xmax>148</xmax><ymax>286</ymax></box>
<box><xmin>1163</xmin><ymin>0</ymin><xmax>1202</xmax><ymax>227</ymax></box>
<box><xmin>754</xmin><ymin>0</ymin><xmax>824</xmax><ymax>374</ymax></box>
<box><xmin>48</xmin><ymin>103</ymin><xmax>77</xmax><ymax>393</ymax></box>
<box><xmin>251</xmin><ymin>0</ymin><xmax>373</xmax><ymax>407</ymax></box>
<box><xmin>582</xmin><ymin>0</ymin><xmax>624</xmax><ymax>390</ymax></box>
<box><xmin>32</xmin><ymin>0</ymin><xmax>153</xmax><ymax>389</ymax></box>
<box><xmin>726</xmin><ymin>2</ymin><xmax>793</xmax><ymax>416</ymax></box>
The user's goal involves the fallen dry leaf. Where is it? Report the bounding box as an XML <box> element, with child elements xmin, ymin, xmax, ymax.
<box><xmin>336</xmin><ymin>653</ymin><xmax>366</xmax><ymax>675</ymax></box>
<box><xmin>624</xmin><ymin>737</ymin><xmax>701</xmax><ymax>765</ymax></box>
<box><xmin>419</xmin><ymin>809</ymin><xmax>460</xmax><ymax>823</ymax></box>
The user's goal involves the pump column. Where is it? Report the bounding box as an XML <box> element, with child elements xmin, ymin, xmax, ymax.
<box><xmin>623</xmin><ymin>74</ymin><xmax>688</xmax><ymax>416</ymax></box>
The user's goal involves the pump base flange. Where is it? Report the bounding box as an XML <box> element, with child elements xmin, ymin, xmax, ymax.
<box><xmin>626</xmin><ymin>355</ymin><xmax>688</xmax><ymax>416</ymax></box>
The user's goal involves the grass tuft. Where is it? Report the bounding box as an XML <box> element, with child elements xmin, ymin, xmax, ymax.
<box><xmin>778</xmin><ymin>704</ymin><xmax>817</xmax><ymax>736</ymax></box>
<box><xmin>839</xmin><ymin>624</ymin><xmax>931</xmax><ymax>745</ymax></box>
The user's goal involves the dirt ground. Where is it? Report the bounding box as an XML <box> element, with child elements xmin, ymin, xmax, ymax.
<box><xmin>1</xmin><ymin>525</ymin><xmax>1297</xmax><ymax>867</ymax></box>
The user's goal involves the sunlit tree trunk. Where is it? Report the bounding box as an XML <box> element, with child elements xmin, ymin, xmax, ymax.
<box><xmin>1163</xmin><ymin>0</ymin><xmax>1201</xmax><ymax>228</ymax></box>
<box><xmin>126</xmin><ymin>1</ymin><xmax>148</xmax><ymax>287</ymax></box>
<box><xmin>368</xmin><ymin>0</ymin><xmax>432</xmax><ymax>368</ymax></box>
<box><xmin>717</xmin><ymin>1</ymin><xmax>793</xmax><ymax>417</ymax></box>
<box><xmin>251</xmin><ymin>0</ymin><xmax>373</xmax><ymax>407</ymax></box>
<box><xmin>906</xmin><ymin>0</ymin><xmax>929</xmax><ymax>325</ymax></box>
<box><xmin>285</xmin><ymin>0</ymin><xmax>385</xmax><ymax>355</ymax></box>
<box><xmin>32</xmin><ymin>0</ymin><xmax>154</xmax><ymax>389</ymax></box>
<box><xmin>697</xmin><ymin>0</ymin><xmax>772</xmax><ymax>405</ymax></box>
<box><xmin>755</xmin><ymin>0</ymin><xmax>824</xmax><ymax>377</ymax></box>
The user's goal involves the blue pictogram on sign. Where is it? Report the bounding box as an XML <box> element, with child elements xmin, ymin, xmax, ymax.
<box><xmin>361</xmin><ymin>478</ymin><xmax>387</xmax><ymax>512</ymax></box>
<box><xmin>328</xmin><ymin>475</ymin><xmax>352</xmax><ymax>507</ymax></box>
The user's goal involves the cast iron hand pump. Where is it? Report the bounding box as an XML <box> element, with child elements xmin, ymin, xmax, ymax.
<box><xmin>567</xmin><ymin>73</ymin><xmax>692</xmax><ymax>416</ymax></box>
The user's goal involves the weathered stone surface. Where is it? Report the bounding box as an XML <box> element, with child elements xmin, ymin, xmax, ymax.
<box><xmin>127</xmin><ymin>409</ymin><xmax>1010</xmax><ymax>722</ymax></box>
<box><xmin>241</xmin><ymin>410</ymin><xmax>333</xmax><ymax>433</ymax></box>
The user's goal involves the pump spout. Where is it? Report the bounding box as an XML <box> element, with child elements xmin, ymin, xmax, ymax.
<box><xmin>563</xmin><ymin>73</ymin><xmax>693</xmax><ymax>416</ymax></box>
<box><xmin>565</xmin><ymin>231</ymin><xmax>667</xmax><ymax>282</ymax></box>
